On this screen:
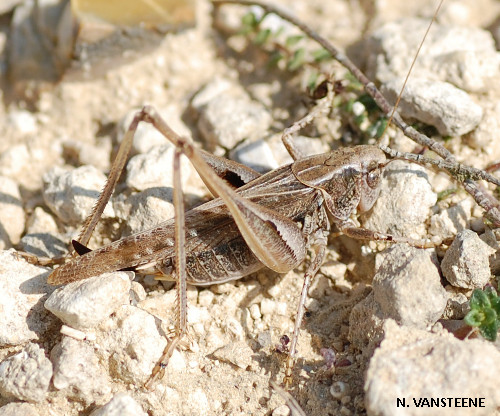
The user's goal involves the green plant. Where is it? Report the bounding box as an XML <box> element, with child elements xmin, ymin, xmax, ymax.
<box><xmin>436</xmin><ymin>188</ymin><xmax>458</xmax><ymax>202</ymax></box>
<box><xmin>239</xmin><ymin>10</ymin><xmax>331</xmax><ymax>73</ymax></box>
<box><xmin>238</xmin><ymin>11</ymin><xmax>389</xmax><ymax>140</ymax></box>
<box><xmin>464</xmin><ymin>284</ymin><xmax>500</xmax><ymax>341</ymax></box>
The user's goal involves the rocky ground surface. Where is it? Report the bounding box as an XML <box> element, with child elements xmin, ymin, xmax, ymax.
<box><xmin>1</xmin><ymin>0</ymin><xmax>500</xmax><ymax>415</ymax></box>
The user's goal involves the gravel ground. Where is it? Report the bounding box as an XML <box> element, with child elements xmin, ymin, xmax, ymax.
<box><xmin>1</xmin><ymin>1</ymin><xmax>500</xmax><ymax>415</ymax></box>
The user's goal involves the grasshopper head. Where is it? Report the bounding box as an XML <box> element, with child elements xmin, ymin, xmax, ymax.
<box><xmin>292</xmin><ymin>145</ymin><xmax>387</xmax><ymax>221</ymax></box>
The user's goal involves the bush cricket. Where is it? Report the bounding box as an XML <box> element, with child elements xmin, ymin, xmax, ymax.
<box><xmin>23</xmin><ymin>0</ymin><xmax>500</xmax><ymax>394</ymax></box>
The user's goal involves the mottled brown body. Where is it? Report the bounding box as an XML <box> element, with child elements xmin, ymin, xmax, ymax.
<box><xmin>48</xmin><ymin>145</ymin><xmax>385</xmax><ymax>286</ymax></box>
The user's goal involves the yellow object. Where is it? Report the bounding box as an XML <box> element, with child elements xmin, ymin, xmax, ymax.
<box><xmin>72</xmin><ymin>0</ymin><xmax>195</xmax><ymax>26</ymax></box>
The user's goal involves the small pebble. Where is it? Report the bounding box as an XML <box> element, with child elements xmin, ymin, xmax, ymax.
<box><xmin>363</xmin><ymin>18</ymin><xmax>498</xmax><ymax>93</ymax></box>
<box><xmin>90</xmin><ymin>393</ymin><xmax>147</xmax><ymax>416</ymax></box>
<box><xmin>363</xmin><ymin>161</ymin><xmax>437</xmax><ymax>240</ymax></box>
<box><xmin>272</xmin><ymin>404</ymin><xmax>291</xmax><ymax>416</ymax></box>
<box><xmin>198</xmin><ymin>289</ymin><xmax>215</xmax><ymax>307</ymax></box>
<box><xmin>206</xmin><ymin>331</ymin><xmax>225</xmax><ymax>350</ymax></box>
<box><xmin>43</xmin><ymin>165</ymin><xmax>115</xmax><ymax>223</ymax></box>
<box><xmin>101</xmin><ymin>305</ymin><xmax>167</xmax><ymax>385</ymax></box>
<box><xmin>192</xmin><ymin>78</ymin><xmax>272</xmax><ymax>151</ymax></box>
<box><xmin>188</xmin><ymin>306</ymin><xmax>209</xmax><ymax>324</ymax></box>
<box><xmin>249</xmin><ymin>303</ymin><xmax>262</xmax><ymax>320</ymax></box>
<box><xmin>185</xmin><ymin>388</ymin><xmax>210</xmax><ymax>415</ymax></box>
<box><xmin>0</xmin><ymin>402</ymin><xmax>39</xmax><ymax>416</ymax></box>
<box><xmin>365</xmin><ymin>321</ymin><xmax>500</xmax><ymax>416</ymax></box>
<box><xmin>45</xmin><ymin>272</ymin><xmax>132</xmax><ymax>329</ymax></box>
<box><xmin>142</xmin><ymin>274</ymin><xmax>160</xmax><ymax>287</ymax></box>
<box><xmin>0</xmin><ymin>250</ymin><xmax>53</xmax><ymax>346</ymax></box>
<box><xmin>441</xmin><ymin>229</ymin><xmax>496</xmax><ymax>289</ymax></box>
<box><xmin>168</xmin><ymin>349</ymin><xmax>187</xmax><ymax>373</ymax></box>
<box><xmin>339</xmin><ymin>406</ymin><xmax>352</xmax><ymax>416</ymax></box>
<box><xmin>51</xmin><ymin>337</ymin><xmax>110</xmax><ymax>404</ymax></box>
<box><xmin>212</xmin><ymin>341</ymin><xmax>253</xmax><ymax>369</ymax></box>
<box><xmin>267</xmin><ymin>285</ymin><xmax>281</xmax><ymax>298</ymax></box>
<box><xmin>192</xmin><ymin>322</ymin><xmax>205</xmax><ymax>336</ymax></box>
<box><xmin>125</xmin><ymin>145</ymin><xmax>193</xmax><ymax>192</ymax></box>
<box><xmin>60</xmin><ymin>325</ymin><xmax>96</xmax><ymax>341</ymax></box>
<box><xmin>0</xmin><ymin>176</ymin><xmax>25</xmax><ymax>249</ymax></box>
<box><xmin>117</xmin><ymin>109</ymin><xmax>171</xmax><ymax>154</ymax></box>
<box><xmin>224</xmin><ymin>317</ymin><xmax>244</xmax><ymax>339</ymax></box>
<box><xmin>129</xmin><ymin>281</ymin><xmax>147</xmax><ymax>304</ymax></box>
<box><xmin>276</xmin><ymin>301</ymin><xmax>287</xmax><ymax>316</ymax></box>
<box><xmin>330</xmin><ymin>381</ymin><xmax>347</xmax><ymax>400</ymax></box>
<box><xmin>262</xmin><ymin>298</ymin><xmax>278</xmax><ymax>316</ymax></box>
<box><xmin>25</xmin><ymin>206</ymin><xmax>58</xmax><ymax>235</ymax></box>
<box><xmin>257</xmin><ymin>331</ymin><xmax>272</xmax><ymax>348</ymax></box>
<box><xmin>373</xmin><ymin>245</ymin><xmax>447</xmax><ymax>329</ymax></box>
<box><xmin>382</xmin><ymin>78</ymin><xmax>483</xmax><ymax>136</ymax></box>
<box><xmin>231</xmin><ymin>139</ymin><xmax>279</xmax><ymax>173</ymax></box>
<box><xmin>429</xmin><ymin>199</ymin><xmax>473</xmax><ymax>240</ymax></box>
<box><xmin>7</xmin><ymin>110</ymin><xmax>37</xmax><ymax>134</ymax></box>
<box><xmin>0</xmin><ymin>343</ymin><xmax>52</xmax><ymax>403</ymax></box>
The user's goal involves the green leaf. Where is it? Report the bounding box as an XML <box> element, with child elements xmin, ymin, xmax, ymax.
<box><xmin>469</xmin><ymin>289</ymin><xmax>490</xmax><ymax>310</ymax></box>
<box><xmin>437</xmin><ymin>188</ymin><xmax>458</xmax><ymax>202</ymax></box>
<box><xmin>483</xmin><ymin>307</ymin><xmax>498</xmax><ymax>325</ymax></box>
<box><xmin>357</xmin><ymin>94</ymin><xmax>378</xmax><ymax>113</ymax></box>
<box><xmin>312</xmin><ymin>48</ymin><xmax>332</xmax><ymax>62</ymax></box>
<box><xmin>485</xmin><ymin>286</ymin><xmax>498</xmax><ymax>301</ymax></box>
<box><xmin>242</xmin><ymin>11</ymin><xmax>259</xmax><ymax>28</ymax></box>
<box><xmin>466</xmin><ymin>286</ymin><xmax>500</xmax><ymax>341</ymax></box>
<box><xmin>240</xmin><ymin>12</ymin><xmax>260</xmax><ymax>35</ymax></box>
<box><xmin>274</xmin><ymin>26</ymin><xmax>284</xmax><ymax>38</ymax></box>
<box><xmin>267</xmin><ymin>50</ymin><xmax>284</xmax><ymax>67</ymax></box>
<box><xmin>491</xmin><ymin>296</ymin><xmax>500</xmax><ymax>315</ymax></box>
<box><xmin>254</xmin><ymin>28</ymin><xmax>272</xmax><ymax>45</ymax></box>
<box><xmin>345</xmin><ymin>98</ymin><xmax>355</xmax><ymax>113</ymax></box>
<box><xmin>376</xmin><ymin>119</ymin><xmax>388</xmax><ymax>138</ymax></box>
<box><xmin>331</xmin><ymin>94</ymin><xmax>343</xmax><ymax>108</ymax></box>
<box><xmin>367</xmin><ymin>118</ymin><xmax>388</xmax><ymax>139</ymax></box>
<box><xmin>307</xmin><ymin>71</ymin><xmax>319</xmax><ymax>92</ymax></box>
<box><xmin>464</xmin><ymin>309</ymin><xmax>484</xmax><ymax>327</ymax></box>
<box><xmin>285</xmin><ymin>35</ymin><xmax>303</xmax><ymax>47</ymax></box>
<box><xmin>479</xmin><ymin>319</ymin><xmax>499</xmax><ymax>341</ymax></box>
<box><xmin>354</xmin><ymin>114</ymin><xmax>365</xmax><ymax>126</ymax></box>
<box><xmin>287</xmin><ymin>48</ymin><xmax>306</xmax><ymax>71</ymax></box>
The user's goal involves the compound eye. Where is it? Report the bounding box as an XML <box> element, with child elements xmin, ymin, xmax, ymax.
<box><xmin>366</xmin><ymin>168</ymin><xmax>381</xmax><ymax>188</ymax></box>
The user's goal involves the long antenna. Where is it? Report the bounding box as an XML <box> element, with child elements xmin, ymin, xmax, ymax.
<box><xmin>378</xmin><ymin>0</ymin><xmax>445</xmax><ymax>143</ymax></box>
